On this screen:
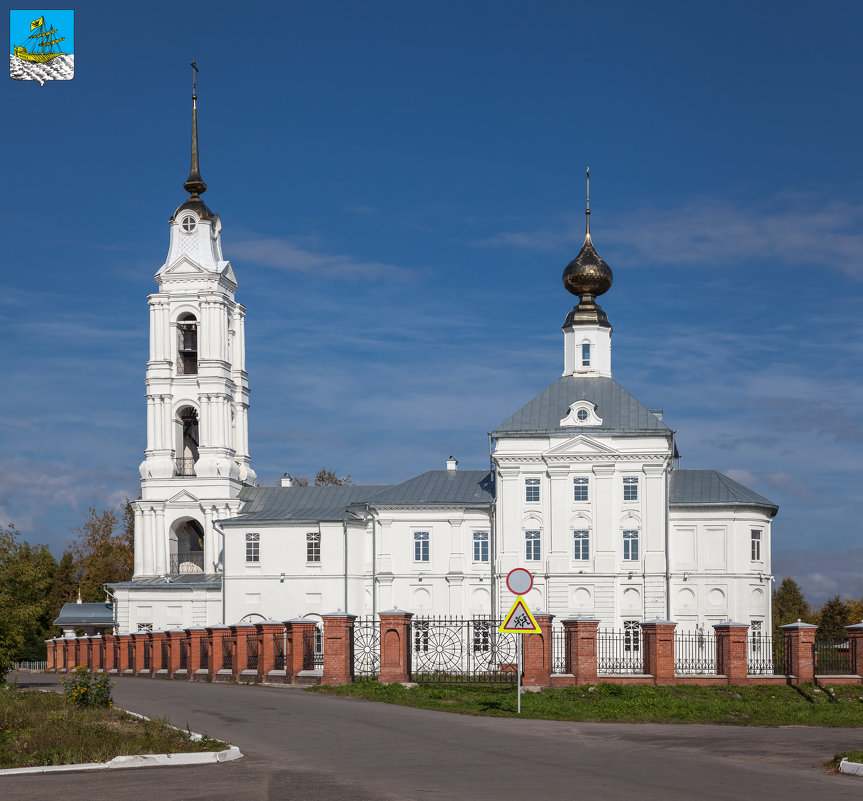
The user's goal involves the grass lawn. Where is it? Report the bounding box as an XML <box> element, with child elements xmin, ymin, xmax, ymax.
<box><xmin>312</xmin><ymin>680</ymin><xmax>863</xmax><ymax>728</ymax></box>
<box><xmin>0</xmin><ymin>685</ymin><xmax>227</xmax><ymax>770</ymax></box>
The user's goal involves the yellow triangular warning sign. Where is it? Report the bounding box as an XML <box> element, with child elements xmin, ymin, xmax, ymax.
<box><xmin>498</xmin><ymin>597</ymin><xmax>541</xmax><ymax>634</ymax></box>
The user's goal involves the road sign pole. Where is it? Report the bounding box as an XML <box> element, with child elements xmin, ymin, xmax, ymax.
<box><xmin>517</xmin><ymin>634</ymin><xmax>522</xmax><ymax>714</ymax></box>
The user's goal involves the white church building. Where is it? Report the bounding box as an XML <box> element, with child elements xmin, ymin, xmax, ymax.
<box><xmin>108</xmin><ymin>89</ymin><xmax>778</xmax><ymax>639</ymax></box>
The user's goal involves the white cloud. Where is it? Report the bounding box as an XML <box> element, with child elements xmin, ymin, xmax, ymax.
<box><xmin>231</xmin><ymin>237</ymin><xmax>413</xmax><ymax>280</ymax></box>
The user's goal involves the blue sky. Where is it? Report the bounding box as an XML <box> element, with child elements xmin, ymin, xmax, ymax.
<box><xmin>9</xmin><ymin>10</ymin><xmax>74</xmax><ymax>54</ymax></box>
<box><xmin>2</xmin><ymin>1</ymin><xmax>862</xmax><ymax>605</ymax></box>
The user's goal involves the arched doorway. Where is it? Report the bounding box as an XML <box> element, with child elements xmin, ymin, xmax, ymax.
<box><xmin>170</xmin><ymin>518</ymin><xmax>205</xmax><ymax>573</ymax></box>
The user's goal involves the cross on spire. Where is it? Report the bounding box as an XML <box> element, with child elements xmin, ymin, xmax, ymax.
<box><xmin>183</xmin><ymin>59</ymin><xmax>207</xmax><ymax>198</ymax></box>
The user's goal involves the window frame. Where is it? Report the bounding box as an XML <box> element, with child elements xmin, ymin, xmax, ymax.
<box><xmin>581</xmin><ymin>342</ymin><xmax>591</xmax><ymax>367</ymax></box>
<box><xmin>525</xmin><ymin>529</ymin><xmax>541</xmax><ymax>562</ymax></box>
<box><xmin>306</xmin><ymin>531</ymin><xmax>321</xmax><ymax>563</ymax></box>
<box><xmin>623</xmin><ymin>619</ymin><xmax>641</xmax><ymax>653</ymax></box>
<box><xmin>750</xmin><ymin>529</ymin><xmax>762</xmax><ymax>562</ymax></box>
<box><xmin>623</xmin><ymin>476</ymin><xmax>639</xmax><ymax>502</ymax></box>
<box><xmin>472</xmin><ymin>531</ymin><xmax>489</xmax><ymax>563</ymax></box>
<box><xmin>622</xmin><ymin>529</ymin><xmax>639</xmax><ymax>561</ymax></box>
<box><xmin>525</xmin><ymin>477</ymin><xmax>541</xmax><ymax>504</ymax></box>
<box><xmin>573</xmin><ymin>476</ymin><xmax>589</xmax><ymax>502</ymax></box>
<box><xmin>573</xmin><ymin>529</ymin><xmax>590</xmax><ymax>561</ymax></box>
<box><xmin>245</xmin><ymin>532</ymin><xmax>260</xmax><ymax>563</ymax></box>
<box><xmin>413</xmin><ymin>531</ymin><xmax>430</xmax><ymax>563</ymax></box>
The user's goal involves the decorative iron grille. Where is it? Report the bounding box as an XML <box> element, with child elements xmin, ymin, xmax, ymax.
<box><xmin>142</xmin><ymin>642</ymin><xmax>151</xmax><ymax>671</ymax></box>
<box><xmin>747</xmin><ymin>634</ymin><xmax>784</xmax><ymax>675</ymax></box>
<box><xmin>674</xmin><ymin>631</ymin><xmax>717</xmax><ymax>675</ymax></box>
<box><xmin>551</xmin><ymin>626</ymin><xmax>567</xmax><ymax>674</ymax></box>
<box><xmin>112</xmin><ymin>642</ymin><xmax>119</xmax><ymax>670</ymax></box>
<box><xmin>246</xmin><ymin>633</ymin><xmax>258</xmax><ymax>671</ymax></box>
<box><xmin>313</xmin><ymin>626</ymin><xmax>324</xmax><ymax>668</ymax></box>
<box><xmin>273</xmin><ymin>633</ymin><xmax>286</xmax><ymax>670</ymax></box>
<box><xmin>410</xmin><ymin>617</ymin><xmax>518</xmax><ymax>683</ymax></box>
<box><xmin>221</xmin><ymin>637</ymin><xmax>233</xmax><ymax>671</ymax></box>
<box><xmin>200</xmin><ymin>638</ymin><xmax>209</xmax><ymax>670</ymax></box>
<box><xmin>170</xmin><ymin>552</ymin><xmax>204</xmax><ymax>572</ymax></box>
<box><xmin>814</xmin><ymin>639</ymin><xmax>850</xmax><ymax>675</ymax></box>
<box><xmin>98</xmin><ymin>641</ymin><xmax>105</xmax><ymax>670</ymax></box>
<box><xmin>127</xmin><ymin>642</ymin><xmax>134</xmax><ymax>670</ymax></box>
<box><xmin>353</xmin><ymin>617</ymin><xmax>380</xmax><ymax>677</ymax></box>
<box><xmin>161</xmin><ymin>640</ymin><xmax>169</xmax><ymax>670</ymax></box>
<box><xmin>597</xmin><ymin>628</ymin><xmax>643</xmax><ymax>674</ymax></box>
<box><xmin>179</xmin><ymin>638</ymin><xmax>188</xmax><ymax>671</ymax></box>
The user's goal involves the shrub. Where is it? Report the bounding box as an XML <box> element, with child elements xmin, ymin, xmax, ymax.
<box><xmin>60</xmin><ymin>666</ymin><xmax>113</xmax><ymax>708</ymax></box>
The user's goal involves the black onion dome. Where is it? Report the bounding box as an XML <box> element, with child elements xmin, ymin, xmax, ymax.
<box><xmin>562</xmin><ymin>233</ymin><xmax>613</xmax><ymax>298</ymax></box>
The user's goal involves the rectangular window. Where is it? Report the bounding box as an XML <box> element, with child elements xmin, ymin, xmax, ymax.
<box><xmin>306</xmin><ymin>532</ymin><xmax>321</xmax><ymax>563</ymax></box>
<box><xmin>414</xmin><ymin>531</ymin><xmax>430</xmax><ymax>562</ymax></box>
<box><xmin>623</xmin><ymin>476</ymin><xmax>639</xmax><ymax>502</ymax></box>
<box><xmin>413</xmin><ymin>621</ymin><xmax>429</xmax><ymax>652</ymax></box>
<box><xmin>525</xmin><ymin>530</ymin><xmax>541</xmax><ymax>561</ymax></box>
<box><xmin>245</xmin><ymin>532</ymin><xmax>260</xmax><ymax>563</ymax></box>
<box><xmin>473</xmin><ymin>531</ymin><xmax>489</xmax><ymax>563</ymax></box>
<box><xmin>573</xmin><ymin>530</ymin><xmax>590</xmax><ymax>560</ymax></box>
<box><xmin>624</xmin><ymin>620</ymin><xmax>640</xmax><ymax>653</ymax></box>
<box><xmin>751</xmin><ymin>530</ymin><xmax>761</xmax><ymax>561</ymax></box>
<box><xmin>473</xmin><ymin>621</ymin><xmax>491</xmax><ymax>653</ymax></box>
<box><xmin>623</xmin><ymin>530</ymin><xmax>639</xmax><ymax>561</ymax></box>
<box><xmin>581</xmin><ymin>343</ymin><xmax>591</xmax><ymax>367</ymax></box>
<box><xmin>525</xmin><ymin>477</ymin><xmax>540</xmax><ymax>503</ymax></box>
<box><xmin>573</xmin><ymin>477</ymin><xmax>589</xmax><ymax>502</ymax></box>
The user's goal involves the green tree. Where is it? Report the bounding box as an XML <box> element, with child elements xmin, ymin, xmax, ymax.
<box><xmin>815</xmin><ymin>595</ymin><xmax>849</xmax><ymax>641</ymax></box>
<box><xmin>771</xmin><ymin>577</ymin><xmax>811</xmax><ymax>640</ymax></box>
<box><xmin>0</xmin><ymin>524</ymin><xmax>57</xmax><ymax>677</ymax></box>
<box><xmin>46</xmin><ymin>551</ymin><xmax>77</xmax><ymax>634</ymax></box>
<box><xmin>69</xmin><ymin>503</ymin><xmax>134</xmax><ymax>603</ymax></box>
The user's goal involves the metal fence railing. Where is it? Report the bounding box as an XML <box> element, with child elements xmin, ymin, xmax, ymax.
<box><xmin>674</xmin><ymin>631</ymin><xmax>717</xmax><ymax>675</ymax></box>
<box><xmin>179</xmin><ymin>638</ymin><xmax>188</xmax><ymax>671</ymax></box>
<box><xmin>221</xmin><ymin>637</ymin><xmax>233</xmax><ymax>671</ymax></box>
<box><xmin>814</xmin><ymin>639</ymin><xmax>851</xmax><ymax>675</ymax></box>
<box><xmin>200</xmin><ymin>638</ymin><xmax>209</xmax><ymax>671</ymax></box>
<box><xmin>551</xmin><ymin>627</ymin><xmax>567</xmax><ymax>674</ymax></box>
<box><xmin>410</xmin><ymin>617</ymin><xmax>519</xmax><ymax>684</ymax></box>
<box><xmin>246</xmin><ymin>634</ymin><xmax>258</xmax><ymax>671</ymax></box>
<box><xmin>273</xmin><ymin>633</ymin><xmax>286</xmax><ymax>670</ymax></box>
<box><xmin>597</xmin><ymin>628</ymin><xmax>643</xmax><ymax>674</ymax></box>
<box><xmin>746</xmin><ymin>635</ymin><xmax>786</xmax><ymax>675</ymax></box>
<box><xmin>353</xmin><ymin>617</ymin><xmax>380</xmax><ymax>677</ymax></box>
<box><xmin>3</xmin><ymin>660</ymin><xmax>48</xmax><ymax>672</ymax></box>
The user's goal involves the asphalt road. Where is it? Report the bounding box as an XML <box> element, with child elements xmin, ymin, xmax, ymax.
<box><xmin>5</xmin><ymin>672</ymin><xmax>862</xmax><ymax>801</ymax></box>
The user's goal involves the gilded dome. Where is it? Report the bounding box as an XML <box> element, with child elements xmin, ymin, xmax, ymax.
<box><xmin>562</xmin><ymin>232</ymin><xmax>613</xmax><ymax>298</ymax></box>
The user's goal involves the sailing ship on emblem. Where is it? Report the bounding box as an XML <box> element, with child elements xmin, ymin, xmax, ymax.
<box><xmin>14</xmin><ymin>16</ymin><xmax>66</xmax><ymax>63</ymax></box>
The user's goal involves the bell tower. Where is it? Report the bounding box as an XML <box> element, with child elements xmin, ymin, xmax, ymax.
<box><xmin>133</xmin><ymin>63</ymin><xmax>255</xmax><ymax>578</ymax></box>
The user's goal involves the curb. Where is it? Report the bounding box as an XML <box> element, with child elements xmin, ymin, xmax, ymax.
<box><xmin>0</xmin><ymin>702</ymin><xmax>243</xmax><ymax>776</ymax></box>
<box><xmin>839</xmin><ymin>758</ymin><xmax>863</xmax><ymax>777</ymax></box>
<box><xmin>0</xmin><ymin>746</ymin><xmax>243</xmax><ymax>775</ymax></box>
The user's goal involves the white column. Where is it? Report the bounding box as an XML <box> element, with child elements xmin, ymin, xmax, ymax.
<box><xmin>148</xmin><ymin>301</ymin><xmax>157</xmax><ymax>362</ymax></box>
<box><xmin>146</xmin><ymin>397</ymin><xmax>155</xmax><ymax>452</ymax></box>
<box><xmin>154</xmin><ymin>396</ymin><xmax>163</xmax><ymax>450</ymax></box>
<box><xmin>154</xmin><ymin>508</ymin><xmax>167</xmax><ymax>574</ymax></box>
<box><xmin>133</xmin><ymin>505</ymin><xmax>144</xmax><ymax>576</ymax></box>
<box><xmin>143</xmin><ymin>508</ymin><xmax>155</xmax><ymax>575</ymax></box>
<box><xmin>203</xmin><ymin>506</ymin><xmax>214</xmax><ymax>572</ymax></box>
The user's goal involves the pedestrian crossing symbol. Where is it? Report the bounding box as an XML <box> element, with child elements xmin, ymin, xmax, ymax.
<box><xmin>498</xmin><ymin>597</ymin><xmax>541</xmax><ymax>634</ymax></box>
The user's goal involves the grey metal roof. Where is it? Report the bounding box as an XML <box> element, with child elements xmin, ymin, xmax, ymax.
<box><xmin>225</xmin><ymin>484</ymin><xmax>390</xmax><ymax>524</ymax></box>
<box><xmin>670</xmin><ymin>470</ymin><xmax>778</xmax><ymax>516</ymax></box>
<box><xmin>491</xmin><ymin>376</ymin><xmax>671</xmax><ymax>437</ymax></box>
<box><xmin>106</xmin><ymin>575</ymin><xmax>222</xmax><ymax>590</ymax></box>
<box><xmin>53</xmin><ymin>602</ymin><xmax>114</xmax><ymax>627</ymax></box>
<box><xmin>364</xmin><ymin>470</ymin><xmax>494</xmax><ymax>507</ymax></box>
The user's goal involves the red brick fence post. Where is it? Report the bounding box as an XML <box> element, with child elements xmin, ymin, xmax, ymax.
<box><xmin>561</xmin><ymin>617</ymin><xmax>599</xmax><ymax>684</ymax></box>
<box><xmin>256</xmin><ymin>621</ymin><xmax>288</xmax><ymax>683</ymax></box>
<box><xmin>379</xmin><ymin>610</ymin><xmax>413</xmax><ymax>684</ymax></box>
<box><xmin>166</xmin><ymin>629</ymin><xmax>185</xmax><ymax>678</ymax></box>
<box><xmin>208</xmin><ymin>625</ymin><xmax>233</xmax><ymax>682</ymax></box>
<box><xmin>151</xmin><ymin>631</ymin><xmax>168</xmax><ymax>678</ymax></box>
<box><xmin>641</xmin><ymin>620</ymin><xmax>677</xmax><ymax>684</ymax></box>
<box><xmin>186</xmin><ymin>627</ymin><xmax>209</xmax><ymax>681</ymax></box>
<box><xmin>847</xmin><ymin>623</ymin><xmax>863</xmax><ymax>677</ymax></box>
<box><xmin>782</xmin><ymin>621</ymin><xmax>817</xmax><ymax>684</ymax></box>
<box><xmin>322</xmin><ymin>613</ymin><xmax>357</xmax><ymax>686</ymax></box>
<box><xmin>714</xmin><ymin>622</ymin><xmax>749</xmax><ymax>682</ymax></box>
<box><xmin>104</xmin><ymin>634</ymin><xmax>118</xmax><ymax>674</ymax></box>
<box><xmin>523</xmin><ymin>613</ymin><xmax>554</xmax><ymax>687</ymax></box>
<box><xmin>287</xmin><ymin>619</ymin><xmax>319</xmax><ymax>684</ymax></box>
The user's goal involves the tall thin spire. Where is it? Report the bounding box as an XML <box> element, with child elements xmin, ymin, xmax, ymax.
<box><xmin>585</xmin><ymin>166</ymin><xmax>590</xmax><ymax>237</ymax></box>
<box><xmin>183</xmin><ymin>59</ymin><xmax>207</xmax><ymax>198</ymax></box>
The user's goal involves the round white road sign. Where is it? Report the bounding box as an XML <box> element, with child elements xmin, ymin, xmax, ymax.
<box><xmin>506</xmin><ymin>568</ymin><xmax>533</xmax><ymax>595</ymax></box>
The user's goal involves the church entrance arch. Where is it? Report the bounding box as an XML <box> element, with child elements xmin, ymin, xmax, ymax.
<box><xmin>169</xmin><ymin>517</ymin><xmax>205</xmax><ymax>573</ymax></box>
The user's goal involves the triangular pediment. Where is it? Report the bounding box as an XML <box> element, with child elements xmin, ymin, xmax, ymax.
<box><xmin>221</xmin><ymin>262</ymin><xmax>236</xmax><ymax>283</ymax></box>
<box><xmin>161</xmin><ymin>256</ymin><xmax>206</xmax><ymax>276</ymax></box>
<box><xmin>165</xmin><ymin>489</ymin><xmax>201</xmax><ymax>506</ymax></box>
<box><xmin>544</xmin><ymin>435</ymin><xmax>619</xmax><ymax>457</ymax></box>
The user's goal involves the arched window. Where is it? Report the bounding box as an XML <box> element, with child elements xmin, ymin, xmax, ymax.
<box><xmin>176</xmin><ymin>406</ymin><xmax>199</xmax><ymax>476</ymax></box>
<box><xmin>177</xmin><ymin>313</ymin><xmax>198</xmax><ymax>375</ymax></box>
<box><xmin>171</xmin><ymin>519</ymin><xmax>204</xmax><ymax>572</ymax></box>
